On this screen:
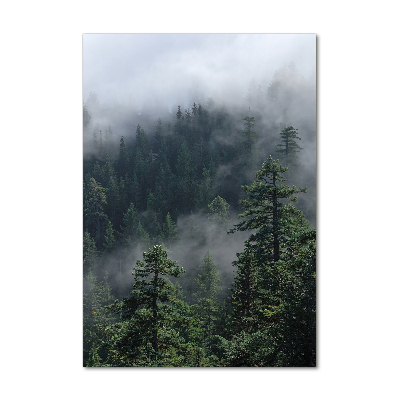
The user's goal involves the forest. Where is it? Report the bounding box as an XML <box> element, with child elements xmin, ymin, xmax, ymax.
<box><xmin>83</xmin><ymin>65</ymin><xmax>316</xmax><ymax>367</ymax></box>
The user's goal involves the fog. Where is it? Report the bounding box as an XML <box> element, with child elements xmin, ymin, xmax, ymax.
<box><xmin>97</xmin><ymin>212</ymin><xmax>250</xmax><ymax>300</ymax></box>
<box><xmin>84</xmin><ymin>34</ymin><xmax>315</xmax><ymax>109</ymax></box>
<box><xmin>83</xmin><ymin>33</ymin><xmax>316</xmax><ymax>295</ymax></box>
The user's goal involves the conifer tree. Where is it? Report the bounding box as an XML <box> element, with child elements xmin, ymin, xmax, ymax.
<box><xmin>83</xmin><ymin>230</ymin><xmax>97</xmax><ymax>275</ymax></box>
<box><xmin>103</xmin><ymin>218</ymin><xmax>116</xmax><ymax>253</ymax></box>
<box><xmin>207</xmin><ymin>195</ymin><xmax>230</xmax><ymax>231</ymax></box>
<box><xmin>83</xmin><ymin>177</ymin><xmax>108</xmax><ymax>245</ymax></box>
<box><xmin>229</xmin><ymin>156</ymin><xmax>315</xmax><ymax>366</ymax></box>
<box><xmin>231</xmin><ymin>246</ymin><xmax>261</xmax><ymax>333</ymax></box>
<box><xmin>230</xmin><ymin>156</ymin><xmax>306</xmax><ymax>265</ymax></box>
<box><xmin>116</xmin><ymin>136</ymin><xmax>129</xmax><ymax>178</ymax></box>
<box><xmin>102</xmin><ymin>245</ymin><xmax>186</xmax><ymax>366</ymax></box>
<box><xmin>161</xmin><ymin>212</ymin><xmax>178</xmax><ymax>244</ymax></box>
<box><xmin>276</xmin><ymin>126</ymin><xmax>302</xmax><ymax>167</ymax></box>
<box><xmin>83</xmin><ymin>270</ymin><xmax>115</xmax><ymax>366</ymax></box>
<box><xmin>83</xmin><ymin>103</ymin><xmax>92</xmax><ymax>129</ymax></box>
<box><xmin>242</xmin><ymin>115</ymin><xmax>257</xmax><ymax>155</ymax></box>
<box><xmin>194</xmin><ymin>251</ymin><xmax>222</xmax><ymax>350</ymax></box>
<box><xmin>120</xmin><ymin>202</ymin><xmax>138</xmax><ymax>247</ymax></box>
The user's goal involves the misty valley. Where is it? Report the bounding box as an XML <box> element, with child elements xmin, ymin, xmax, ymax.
<box><xmin>83</xmin><ymin>64</ymin><xmax>316</xmax><ymax>367</ymax></box>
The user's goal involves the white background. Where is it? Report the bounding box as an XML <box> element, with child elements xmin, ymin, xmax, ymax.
<box><xmin>1</xmin><ymin>1</ymin><xmax>399</xmax><ymax>399</ymax></box>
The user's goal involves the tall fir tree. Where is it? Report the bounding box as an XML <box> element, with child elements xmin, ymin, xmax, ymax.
<box><xmin>276</xmin><ymin>126</ymin><xmax>302</xmax><ymax>167</ymax></box>
<box><xmin>102</xmin><ymin>245</ymin><xmax>188</xmax><ymax>366</ymax></box>
<box><xmin>194</xmin><ymin>251</ymin><xmax>222</xmax><ymax>351</ymax></box>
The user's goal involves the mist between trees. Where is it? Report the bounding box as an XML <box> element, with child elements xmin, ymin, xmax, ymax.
<box><xmin>83</xmin><ymin>64</ymin><xmax>316</xmax><ymax>367</ymax></box>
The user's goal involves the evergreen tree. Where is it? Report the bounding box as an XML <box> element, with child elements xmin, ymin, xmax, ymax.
<box><xmin>103</xmin><ymin>218</ymin><xmax>116</xmax><ymax>253</ymax></box>
<box><xmin>116</xmin><ymin>136</ymin><xmax>129</xmax><ymax>178</ymax></box>
<box><xmin>83</xmin><ymin>177</ymin><xmax>108</xmax><ymax>245</ymax></box>
<box><xmin>161</xmin><ymin>212</ymin><xmax>178</xmax><ymax>244</ymax></box>
<box><xmin>83</xmin><ymin>270</ymin><xmax>115</xmax><ymax>366</ymax></box>
<box><xmin>83</xmin><ymin>103</ymin><xmax>92</xmax><ymax>129</ymax></box>
<box><xmin>120</xmin><ymin>202</ymin><xmax>138</xmax><ymax>247</ymax></box>
<box><xmin>176</xmin><ymin>140</ymin><xmax>194</xmax><ymax>213</ymax></box>
<box><xmin>230</xmin><ymin>246</ymin><xmax>262</xmax><ymax>333</ymax></box>
<box><xmin>207</xmin><ymin>195</ymin><xmax>230</xmax><ymax>231</ymax></box>
<box><xmin>83</xmin><ymin>230</ymin><xmax>98</xmax><ymax>275</ymax></box>
<box><xmin>229</xmin><ymin>156</ymin><xmax>315</xmax><ymax>366</ymax></box>
<box><xmin>242</xmin><ymin>115</ymin><xmax>257</xmax><ymax>154</ymax></box>
<box><xmin>230</xmin><ymin>156</ymin><xmax>306</xmax><ymax>265</ymax></box>
<box><xmin>194</xmin><ymin>251</ymin><xmax>222</xmax><ymax>351</ymax></box>
<box><xmin>276</xmin><ymin>126</ymin><xmax>302</xmax><ymax>167</ymax></box>
<box><xmin>102</xmin><ymin>154</ymin><xmax>121</xmax><ymax>227</ymax></box>
<box><xmin>102</xmin><ymin>245</ymin><xmax>188</xmax><ymax>366</ymax></box>
<box><xmin>196</xmin><ymin>167</ymin><xmax>213</xmax><ymax>210</ymax></box>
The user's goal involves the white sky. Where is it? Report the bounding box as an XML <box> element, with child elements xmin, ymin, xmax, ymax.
<box><xmin>83</xmin><ymin>33</ymin><xmax>316</xmax><ymax>108</ymax></box>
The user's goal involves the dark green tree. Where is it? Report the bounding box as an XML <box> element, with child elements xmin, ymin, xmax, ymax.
<box><xmin>193</xmin><ymin>251</ymin><xmax>222</xmax><ymax>351</ymax></box>
<box><xmin>228</xmin><ymin>156</ymin><xmax>315</xmax><ymax>366</ymax></box>
<box><xmin>207</xmin><ymin>195</ymin><xmax>230</xmax><ymax>232</ymax></box>
<box><xmin>83</xmin><ymin>230</ymin><xmax>98</xmax><ymax>275</ymax></box>
<box><xmin>276</xmin><ymin>126</ymin><xmax>302</xmax><ymax>167</ymax></box>
<box><xmin>103</xmin><ymin>218</ymin><xmax>116</xmax><ymax>253</ymax></box>
<box><xmin>196</xmin><ymin>167</ymin><xmax>213</xmax><ymax>210</ymax></box>
<box><xmin>116</xmin><ymin>136</ymin><xmax>129</xmax><ymax>178</ymax></box>
<box><xmin>120</xmin><ymin>202</ymin><xmax>138</xmax><ymax>248</ymax></box>
<box><xmin>102</xmin><ymin>245</ymin><xmax>189</xmax><ymax>366</ymax></box>
<box><xmin>230</xmin><ymin>246</ymin><xmax>262</xmax><ymax>333</ymax></box>
<box><xmin>83</xmin><ymin>177</ymin><xmax>108</xmax><ymax>245</ymax></box>
<box><xmin>230</xmin><ymin>156</ymin><xmax>306</xmax><ymax>265</ymax></box>
<box><xmin>83</xmin><ymin>270</ymin><xmax>115</xmax><ymax>366</ymax></box>
<box><xmin>161</xmin><ymin>212</ymin><xmax>178</xmax><ymax>244</ymax></box>
<box><xmin>242</xmin><ymin>115</ymin><xmax>257</xmax><ymax>155</ymax></box>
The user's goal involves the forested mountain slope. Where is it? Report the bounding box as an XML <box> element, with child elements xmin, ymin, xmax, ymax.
<box><xmin>83</xmin><ymin>66</ymin><xmax>316</xmax><ymax>367</ymax></box>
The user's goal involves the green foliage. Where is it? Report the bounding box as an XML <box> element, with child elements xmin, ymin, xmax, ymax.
<box><xmin>101</xmin><ymin>246</ymin><xmax>186</xmax><ymax>365</ymax></box>
<box><xmin>242</xmin><ymin>115</ymin><xmax>257</xmax><ymax>151</ymax></box>
<box><xmin>161</xmin><ymin>212</ymin><xmax>178</xmax><ymax>244</ymax></box>
<box><xmin>230</xmin><ymin>157</ymin><xmax>316</xmax><ymax>365</ymax></box>
<box><xmin>207</xmin><ymin>195</ymin><xmax>230</xmax><ymax>233</ymax></box>
<box><xmin>217</xmin><ymin>330</ymin><xmax>275</xmax><ymax>367</ymax></box>
<box><xmin>83</xmin><ymin>176</ymin><xmax>108</xmax><ymax>245</ymax></box>
<box><xmin>83</xmin><ymin>230</ymin><xmax>97</xmax><ymax>275</ymax></box>
<box><xmin>120</xmin><ymin>202</ymin><xmax>138</xmax><ymax>247</ymax></box>
<box><xmin>83</xmin><ymin>270</ymin><xmax>115</xmax><ymax>366</ymax></box>
<box><xmin>194</xmin><ymin>251</ymin><xmax>222</xmax><ymax>350</ymax></box>
<box><xmin>231</xmin><ymin>156</ymin><xmax>306</xmax><ymax>264</ymax></box>
<box><xmin>103</xmin><ymin>218</ymin><xmax>116</xmax><ymax>253</ymax></box>
<box><xmin>83</xmin><ymin>99</ymin><xmax>316</xmax><ymax>367</ymax></box>
<box><xmin>276</xmin><ymin>126</ymin><xmax>302</xmax><ymax>167</ymax></box>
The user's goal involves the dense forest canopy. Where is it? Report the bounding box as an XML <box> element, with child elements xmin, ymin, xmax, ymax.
<box><xmin>83</xmin><ymin>62</ymin><xmax>316</xmax><ymax>367</ymax></box>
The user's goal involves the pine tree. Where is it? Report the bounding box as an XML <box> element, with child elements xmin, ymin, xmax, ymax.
<box><xmin>230</xmin><ymin>156</ymin><xmax>306</xmax><ymax>266</ymax></box>
<box><xmin>83</xmin><ymin>177</ymin><xmax>108</xmax><ymax>245</ymax></box>
<box><xmin>194</xmin><ymin>251</ymin><xmax>222</xmax><ymax>351</ymax></box>
<box><xmin>231</xmin><ymin>246</ymin><xmax>262</xmax><ymax>333</ymax></box>
<box><xmin>207</xmin><ymin>195</ymin><xmax>230</xmax><ymax>232</ymax></box>
<box><xmin>83</xmin><ymin>270</ymin><xmax>115</xmax><ymax>366</ymax></box>
<box><xmin>83</xmin><ymin>230</ymin><xmax>97</xmax><ymax>275</ymax></box>
<box><xmin>103</xmin><ymin>218</ymin><xmax>116</xmax><ymax>253</ymax></box>
<box><xmin>102</xmin><ymin>245</ymin><xmax>186</xmax><ymax>366</ymax></box>
<box><xmin>102</xmin><ymin>154</ymin><xmax>121</xmax><ymax>227</ymax></box>
<box><xmin>116</xmin><ymin>136</ymin><xmax>129</xmax><ymax>178</ymax></box>
<box><xmin>276</xmin><ymin>126</ymin><xmax>302</xmax><ymax>167</ymax></box>
<box><xmin>229</xmin><ymin>156</ymin><xmax>315</xmax><ymax>366</ymax></box>
<box><xmin>161</xmin><ymin>212</ymin><xmax>178</xmax><ymax>244</ymax></box>
<box><xmin>83</xmin><ymin>103</ymin><xmax>92</xmax><ymax>129</ymax></box>
<box><xmin>120</xmin><ymin>202</ymin><xmax>138</xmax><ymax>248</ymax></box>
<box><xmin>242</xmin><ymin>115</ymin><xmax>257</xmax><ymax>155</ymax></box>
